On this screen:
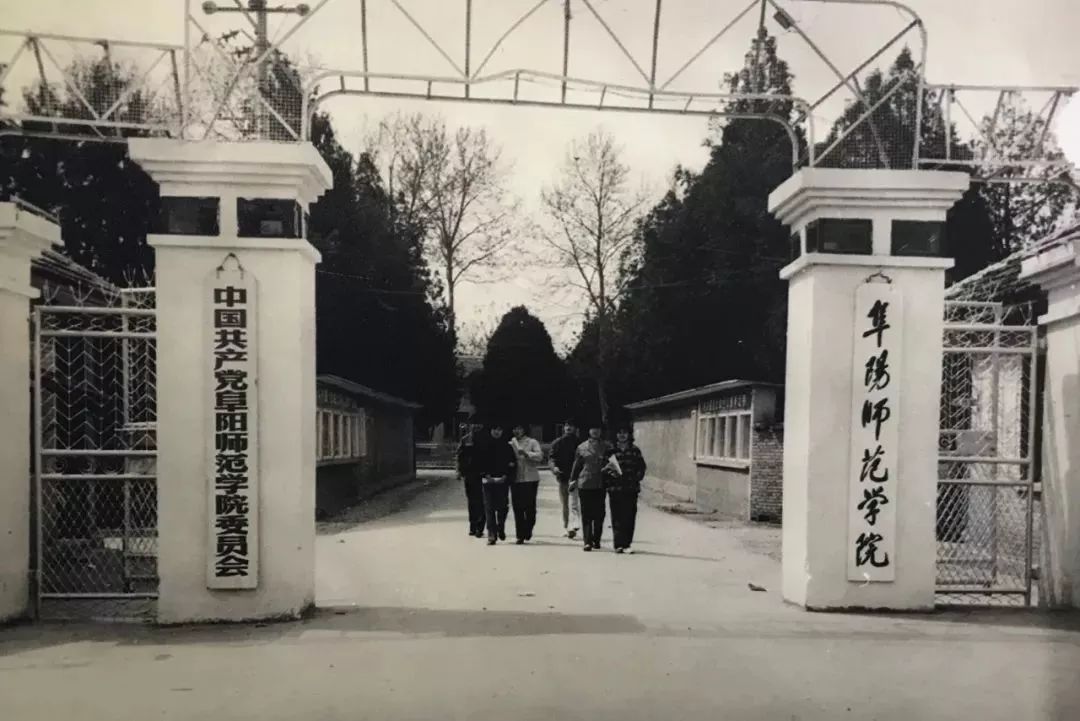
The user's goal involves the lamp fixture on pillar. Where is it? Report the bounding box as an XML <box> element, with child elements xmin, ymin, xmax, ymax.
<box><xmin>773</xmin><ymin>8</ymin><xmax>796</xmax><ymax>31</ymax></box>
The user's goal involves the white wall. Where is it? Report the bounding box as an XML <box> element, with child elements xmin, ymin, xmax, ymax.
<box><xmin>634</xmin><ymin>408</ymin><xmax>696</xmax><ymax>503</ymax></box>
<box><xmin>0</xmin><ymin>289</ymin><xmax>31</xmax><ymax>621</ymax></box>
<box><xmin>0</xmin><ymin>203</ymin><xmax>58</xmax><ymax>622</ymax></box>
<box><xmin>1039</xmin><ymin>317</ymin><xmax>1080</xmax><ymax>607</ymax></box>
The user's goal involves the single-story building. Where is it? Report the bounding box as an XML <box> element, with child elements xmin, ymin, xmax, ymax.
<box><xmin>316</xmin><ymin>375</ymin><xmax>420</xmax><ymax>519</ymax></box>
<box><xmin>627</xmin><ymin>379</ymin><xmax>784</xmax><ymax>523</ymax></box>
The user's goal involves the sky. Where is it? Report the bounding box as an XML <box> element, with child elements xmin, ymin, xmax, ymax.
<box><xmin>3</xmin><ymin>0</ymin><xmax>1079</xmax><ymax>350</ymax></box>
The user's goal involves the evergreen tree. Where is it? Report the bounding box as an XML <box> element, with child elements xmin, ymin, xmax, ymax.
<box><xmin>973</xmin><ymin>94</ymin><xmax>1077</xmax><ymax>249</ymax></box>
<box><xmin>592</xmin><ymin>25</ymin><xmax>801</xmax><ymax>405</ymax></box>
<box><xmin>1</xmin><ymin>55</ymin><xmax>159</xmax><ymax>283</ymax></box>
<box><xmin>471</xmin><ymin>306</ymin><xmax>568</xmax><ymax>426</ymax></box>
<box><xmin>308</xmin><ymin>113</ymin><xmax>459</xmax><ymax>431</ymax></box>
<box><xmin>0</xmin><ymin>50</ymin><xmax>459</xmax><ymax>429</ymax></box>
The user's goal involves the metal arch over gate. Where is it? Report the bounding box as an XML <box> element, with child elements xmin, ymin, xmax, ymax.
<box><xmin>0</xmin><ymin>1</ymin><xmax>1075</xmax><ymax>185</ymax></box>
<box><xmin>31</xmin><ymin>289</ymin><xmax>159</xmax><ymax>621</ymax></box>
<box><xmin>936</xmin><ymin>300</ymin><xmax>1040</xmax><ymax>607</ymax></box>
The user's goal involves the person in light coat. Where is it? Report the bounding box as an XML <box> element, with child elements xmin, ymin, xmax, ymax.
<box><xmin>509</xmin><ymin>423</ymin><xmax>544</xmax><ymax>544</ymax></box>
<box><xmin>570</xmin><ymin>422</ymin><xmax>612</xmax><ymax>551</ymax></box>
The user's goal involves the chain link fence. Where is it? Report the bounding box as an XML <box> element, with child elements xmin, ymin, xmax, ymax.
<box><xmin>33</xmin><ymin>285</ymin><xmax>158</xmax><ymax>621</ymax></box>
<box><xmin>936</xmin><ymin>301</ymin><xmax>1038</xmax><ymax>606</ymax></box>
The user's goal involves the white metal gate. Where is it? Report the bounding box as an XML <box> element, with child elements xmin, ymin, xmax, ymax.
<box><xmin>31</xmin><ymin>288</ymin><xmax>158</xmax><ymax>620</ymax></box>
<box><xmin>936</xmin><ymin>301</ymin><xmax>1040</xmax><ymax>606</ymax></box>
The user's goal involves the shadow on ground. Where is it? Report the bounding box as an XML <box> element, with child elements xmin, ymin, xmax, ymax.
<box><xmin>317</xmin><ymin>473</ymin><xmax>454</xmax><ymax>535</ymax></box>
<box><xmin>0</xmin><ymin>606</ymin><xmax>648</xmax><ymax>657</ymax></box>
<box><xmin>858</xmin><ymin>607</ymin><xmax>1080</xmax><ymax>632</ymax></box>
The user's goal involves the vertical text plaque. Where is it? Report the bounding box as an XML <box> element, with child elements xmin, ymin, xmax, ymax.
<box><xmin>205</xmin><ymin>262</ymin><xmax>259</xmax><ymax>590</ymax></box>
<box><xmin>847</xmin><ymin>282</ymin><xmax>902</xmax><ymax>582</ymax></box>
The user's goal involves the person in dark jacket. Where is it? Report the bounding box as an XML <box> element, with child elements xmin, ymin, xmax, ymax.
<box><xmin>479</xmin><ymin>423</ymin><xmax>517</xmax><ymax>545</ymax></box>
<box><xmin>604</xmin><ymin>424</ymin><xmax>647</xmax><ymax>554</ymax></box>
<box><xmin>456</xmin><ymin>421</ymin><xmax>486</xmax><ymax>537</ymax></box>
<box><xmin>549</xmin><ymin>421</ymin><xmax>581</xmax><ymax>539</ymax></box>
<box><xmin>570</xmin><ymin>422</ymin><xmax>611</xmax><ymax>551</ymax></box>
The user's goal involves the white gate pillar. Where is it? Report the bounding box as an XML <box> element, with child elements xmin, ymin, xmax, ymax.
<box><xmin>0</xmin><ymin>202</ymin><xmax>60</xmax><ymax>622</ymax></box>
<box><xmin>1019</xmin><ymin>232</ymin><xmax>1080</xmax><ymax>608</ymax></box>
<box><xmin>129</xmin><ymin>139</ymin><xmax>331</xmax><ymax>624</ymax></box>
<box><xmin>769</xmin><ymin>169</ymin><xmax>968</xmax><ymax>610</ymax></box>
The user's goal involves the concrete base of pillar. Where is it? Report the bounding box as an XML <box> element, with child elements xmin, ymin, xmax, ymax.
<box><xmin>0</xmin><ymin>202</ymin><xmax>59</xmax><ymax>623</ymax></box>
<box><xmin>129</xmin><ymin>139</ymin><xmax>331</xmax><ymax>625</ymax></box>
<box><xmin>780</xmin><ymin>256</ymin><xmax>949</xmax><ymax>612</ymax></box>
<box><xmin>153</xmin><ymin>240</ymin><xmax>319</xmax><ymax>625</ymax></box>
<box><xmin>0</xmin><ymin>288</ymin><xmax>33</xmax><ymax>623</ymax></box>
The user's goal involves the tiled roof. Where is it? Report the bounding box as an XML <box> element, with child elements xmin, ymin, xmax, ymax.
<box><xmin>625</xmin><ymin>379</ymin><xmax>779</xmax><ymax>411</ymax></box>
<box><xmin>317</xmin><ymin>374</ymin><xmax>422</xmax><ymax>410</ymax></box>
<box><xmin>32</xmin><ymin>249</ymin><xmax>118</xmax><ymax>293</ymax></box>
<box><xmin>946</xmin><ymin>221</ymin><xmax>1080</xmax><ymax>305</ymax></box>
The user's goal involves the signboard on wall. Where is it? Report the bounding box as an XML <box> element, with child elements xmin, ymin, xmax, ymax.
<box><xmin>205</xmin><ymin>257</ymin><xmax>259</xmax><ymax>590</ymax></box>
<box><xmin>700</xmin><ymin>391</ymin><xmax>751</xmax><ymax>414</ymax></box>
<box><xmin>847</xmin><ymin>281</ymin><xmax>902</xmax><ymax>583</ymax></box>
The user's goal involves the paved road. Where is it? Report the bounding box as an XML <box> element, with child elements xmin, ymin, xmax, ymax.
<box><xmin>3</xmin><ymin>470</ymin><xmax>1080</xmax><ymax>721</ymax></box>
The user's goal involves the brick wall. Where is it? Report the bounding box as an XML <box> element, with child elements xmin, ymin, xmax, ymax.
<box><xmin>749</xmin><ymin>424</ymin><xmax>784</xmax><ymax>523</ymax></box>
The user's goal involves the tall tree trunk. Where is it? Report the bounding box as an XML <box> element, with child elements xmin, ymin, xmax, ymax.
<box><xmin>596</xmin><ymin>288</ymin><xmax>610</xmax><ymax>428</ymax></box>
<box><xmin>446</xmin><ymin>257</ymin><xmax>457</xmax><ymax>342</ymax></box>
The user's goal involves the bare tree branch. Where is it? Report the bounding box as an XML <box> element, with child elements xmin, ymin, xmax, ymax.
<box><xmin>536</xmin><ymin>127</ymin><xmax>650</xmax><ymax>424</ymax></box>
<box><xmin>365</xmin><ymin>112</ymin><xmax>520</xmax><ymax>337</ymax></box>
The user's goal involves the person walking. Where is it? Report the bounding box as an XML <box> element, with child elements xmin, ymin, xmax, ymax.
<box><xmin>605</xmin><ymin>424</ymin><xmax>647</xmax><ymax>554</ymax></box>
<box><xmin>509</xmin><ymin>423</ymin><xmax>543</xmax><ymax>544</ymax></box>
<box><xmin>549</xmin><ymin>421</ymin><xmax>581</xmax><ymax>539</ymax></box>
<box><xmin>570</xmin><ymin>422</ymin><xmax>611</xmax><ymax>552</ymax></box>
<box><xmin>455</xmin><ymin>420</ymin><xmax>486</xmax><ymax>537</ymax></box>
<box><xmin>479</xmin><ymin>423</ymin><xmax>516</xmax><ymax>545</ymax></box>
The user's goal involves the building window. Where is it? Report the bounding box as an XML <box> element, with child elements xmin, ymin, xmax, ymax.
<box><xmin>317</xmin><ymin>408</ymin><xmax>367</xmax><ymax>463</ymax></box>
<box><xmin>320</xmin><ymin>411</ymin><xmax>331</xmax><ymax>458</ymax></box>
<box><xmin>696</xmin><ymin>396</ymin><xmax>752</xmax><ymax>464</ymax></box>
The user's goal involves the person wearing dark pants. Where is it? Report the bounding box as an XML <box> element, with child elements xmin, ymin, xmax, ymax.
<box><xmin>570</xmin><ymin>422</ymin><xmax>611</xmax><ymax>551</ymax></box>
<box><xmin>577</xmin><ymin>488</ymin><xmax>607</xmax><ymax>550</ymax></box>
<box><xmin>479</xmin><ymin>423</ymin><xmax>517</xmax><ymax>545</ymax></box>
<box><xmin>456</xmin><ymin>422</ymin><xmax>486</xmax><ymax>537</ymax></box>
<box><xmin>605</xmin><ymin>424</ymin><xmax>647</xmax><ymax>554</ymax></box>
<box><xmin>550</xmin><ymin>421</ymin><xmax>581</xmax><ymax>538</ymax></box>
<box><xmin>510</xmin><ymin>423</ymin><xmax>543</xmax><ymax>543</ymax></box>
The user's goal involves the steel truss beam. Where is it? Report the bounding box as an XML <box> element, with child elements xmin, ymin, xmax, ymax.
<box><xmin>0</xmin><ymin>1</ymin><xmax>1075</xmax><ymax>186</ymax></box>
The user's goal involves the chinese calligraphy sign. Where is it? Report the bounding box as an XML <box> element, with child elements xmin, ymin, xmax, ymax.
<box><xmin>847</xmin><ymin>283</ymin><xmax>902</xmax><ymax>582</ymax></box>
<box><xmin>206</xmin><ymin>264</ymin><xmax>259</xmax><ymax>590</ymax></box>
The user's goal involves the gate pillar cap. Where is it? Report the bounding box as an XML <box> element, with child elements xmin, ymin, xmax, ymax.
<box><xmin>779</xmin><ymin>253</ymin><xmax>953</xmax><ymax>281</ymax></box>
<box><xmin>0</xmin><ymin>201</ymin><xmax>61</xmax><ymax>298</ymax></box>
<box><xmin>1018</xmin><ymin>227</ymin><xmax>1080</xmax><ymax>291</ymax></box>
<box><xmin>1019</xmin><ymin>225</ymin><xmax>1080</xmax><ymax>326</ymax></box>
<box><xmin>769</xmin><ymin>168</ymin><xmax>971</xmax><ymax>230</ymax></box>
<box><xmin>128</xmin><ymin>139</ymin><xmax>333</xmax><ymax>206</ymax></box>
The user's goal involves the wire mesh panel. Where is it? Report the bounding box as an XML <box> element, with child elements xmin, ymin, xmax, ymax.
<box><xmin>936</xmin><ymin>301</ymin><xmax>1038</xmax><ymax>607</ymax></box>
<box><xmin>32</xmin><ymin>290</ymin><xmax>158</xmax><ymax>621</ymax></box>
